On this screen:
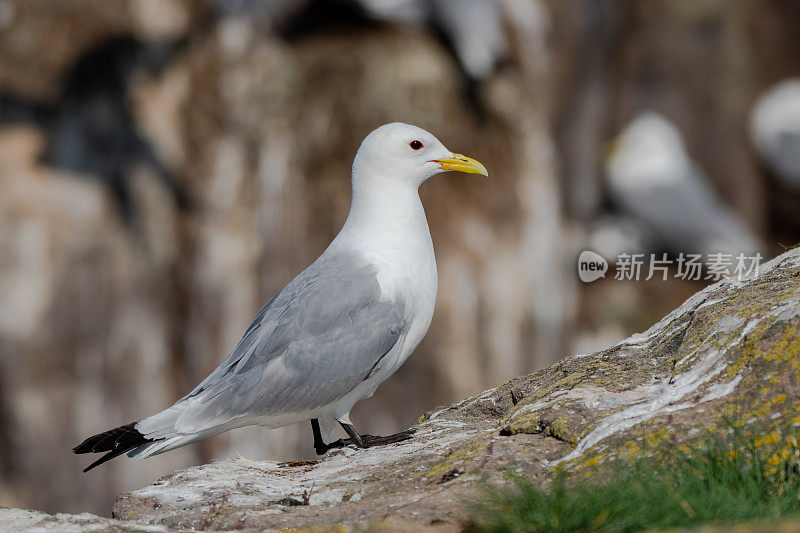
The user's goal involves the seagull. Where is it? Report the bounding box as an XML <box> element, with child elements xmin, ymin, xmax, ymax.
<box><xmin>606</xmin><ymin>111</ymin><xmax>763</xmax><ymax>257</ymax></box>
<box><xmin>73</xmin><ymin>123</ymin><xmax>487</xmax><ymax>471</ymax></box>
<box><xmin>750</xmin><ymin>78</ymin><xmax>800</xmax><ymax>190</ymax></box>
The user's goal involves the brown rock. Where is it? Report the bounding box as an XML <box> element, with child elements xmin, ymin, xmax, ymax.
<box><xmin>99</xmin><ymin>246</ymin><xmax>800</xmax><ymax>531</ymax></box>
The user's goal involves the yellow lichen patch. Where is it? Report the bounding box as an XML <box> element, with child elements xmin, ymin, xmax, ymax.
<box><xmin>765</xmin><ymin>450</ymin><xmax>790</xmax><ymax>467</ymax></box>
<box><xmin>724</xmin><ymin>282</ymin><xmax>800</xmax><ymax>321</ymax></box>
<box><xmin>585</xmin><ymin>361</ymin><xmax>623</xmax><ymax>387</ymax></box>
<box><xmin>548</xmin><ymin>416</ymin><xmax>579</xmax><ymax>446</ymax></box>
<box><xmin>764</xmin><ymin>325</ymin><xmax>800</xmax><ymax>360</ymax></box>
<box><xmin>497</xmin><ymin>372</ymin><xmax>592</xmax><ymax>435</ymax></box>
<box><xmin>603</xmin><ymin>425</ymin><xmax>676</xmax><ymax>464</ymax></box>
<box><xmin>724</xmin><ymin>323</ymin><xmax>770</xmax><ymax>379</ymax></box>
<box><xmin>762</xmin><ymin>435</ymin><xmax>800</xmax><ymax>476</ymax></box>
<box><xmin>529</xmin><ymin>372</ymin><xmax>587</xmax><ymax>401</ymax></box>
<box><xmin>763</xmin><ymin>324</ymin><xmax>800</xmax><ymax>381</ymax></box>
<box><xmin>498</xmin><ymin>402</ymin><xmax>542</xmax><ymax>434</ymax></box>
<box><xmin>730</xmin><ymin>393</ymin><xmax>791</xmax><ymax>427</ymax></box>
<box><xmin>673</xmin><ymin>311</ymin><xmax>763</xmax><ymax>377</ymax></box>
<box><xmin>502</xmin><ymin>415</ymin><xmax>542</xmax><ymax>436</ymax></box>
<box><xmin>417</xmin><ymin>438</ymin><xmax>489</xmax><ymax>479</ymax></box>
<box><xmin>623</xmin><ymin>440</ymin><xmax>644</xmax><ymax>459</ymax></box>
<box><xmin>754</xmin><ymin>430</ymin><xmax>781</xmax><ymax>448</ymax></box>
<box><xmin>578</xmin><ymin>455</ymin><xmax>601</xmax><ymax>468</ymax></box>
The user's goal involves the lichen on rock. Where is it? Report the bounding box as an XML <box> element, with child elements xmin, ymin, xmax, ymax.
<box><xmin>102</xmin><ymin>247</ymin><xmax>800</xmax><ymax>530</ymax></box>
<box><xmin>2</xmin><ymin>247</ymin><xmax>799</xmax><ymax>531</ymax></box>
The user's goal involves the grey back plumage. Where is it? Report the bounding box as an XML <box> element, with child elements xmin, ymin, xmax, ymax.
<box><xmin>171</xmin><ymin>248</ymin><xmax>406</xmax><ymax>434</ymax></box>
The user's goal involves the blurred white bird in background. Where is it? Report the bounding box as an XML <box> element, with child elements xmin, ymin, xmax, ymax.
<box><xmin>603</xmin><ymin>111</ymin><xmax>763</xmax><ymax>258</ymax></box>
<box><xmin>750</xmin><ymin>78</ymin><xmax>800</xmax><ymax>190</ymax></box>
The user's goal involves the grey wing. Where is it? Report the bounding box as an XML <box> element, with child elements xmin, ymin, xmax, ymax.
<box><xmin>172</xmin><ymin>249</ymin><xmax>406</xmax><ymax>434</ymax></box>
<box><xmin>771</xmin><ymin>130</ymin><xmax>800</xmax><ymax>185</ymax></box>
<box><xmin>615</xmin><ymin>166</ymin><xmax>761</xmax><ymax>255</ymax></box>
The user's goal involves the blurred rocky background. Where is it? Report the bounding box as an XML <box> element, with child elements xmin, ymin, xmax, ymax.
<box><xmin>0</xmin><ymin>0</ymin><xmax>798</xmax><ymax>516</ymax></box>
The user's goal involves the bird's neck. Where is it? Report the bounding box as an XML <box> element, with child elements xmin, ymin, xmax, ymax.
<box><xmin>333</xmin><ymin>176</ymin><xmax>438</xmax><ymax>309</ymax></box>
<box><xmin>336</xmin><ymin>180</ymin><xmax>433</xmax><ymax>258</ymax></box>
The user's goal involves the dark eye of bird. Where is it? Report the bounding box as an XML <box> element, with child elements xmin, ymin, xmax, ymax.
<box><xmin>409</xmin><ymin>140</ymin><xmax>423</xmax><ymax>150</ymax></box>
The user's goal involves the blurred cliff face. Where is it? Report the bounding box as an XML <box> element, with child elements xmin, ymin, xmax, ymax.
<box><xmin>0</xmin><ymin>0</ymin><xmax>798</xmax><ymax>517</ymax></box>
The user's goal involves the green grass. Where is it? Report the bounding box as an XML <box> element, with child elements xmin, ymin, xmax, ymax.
<box><xmin>471</xmin><ymin>429</ymin><xmax>800</xmax><ymax>532</ymax></box>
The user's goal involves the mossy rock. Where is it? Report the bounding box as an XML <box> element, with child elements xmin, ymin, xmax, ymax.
<box><xmin>6</xmin><ymin>249</ymin><xmax>799</xmax><ymax>531</ymax></box>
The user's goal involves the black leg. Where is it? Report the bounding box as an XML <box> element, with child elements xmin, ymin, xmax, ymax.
<box><xmin>339</xmin><ymin>422</ymin><xmax>366</xmax><ymax>448</ymax></box>
<box><xmin>310</xmin><ymin>419</ymin><xmax>327</xmax><ymax>455</ymax></box>
<box><xmin>310</xmin><ymin>418</ymin><xmax>349</xmax><ymax>455</ymax></box>
<box><xmin>311</xmin><ymin>419</ymin><xmax>347</xmax><ymax>455</ymax></box>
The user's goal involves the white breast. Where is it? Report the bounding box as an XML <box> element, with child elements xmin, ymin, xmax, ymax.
<box><xmin>324</xmin><ymin>187</ymin><xmax>439</xmax><ymax>420</ymax></box>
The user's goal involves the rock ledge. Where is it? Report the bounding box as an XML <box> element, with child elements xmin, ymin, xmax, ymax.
<box><xmin>4</xmin><ymin>247</ymin><xmax>800</xmax><ymax>531</ymax></box>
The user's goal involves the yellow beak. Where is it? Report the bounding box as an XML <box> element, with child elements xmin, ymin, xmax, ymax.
<box><xmin>433</xmin><ymin>153</ymin><xmax>488</xmax><ymax>176</ymax></box>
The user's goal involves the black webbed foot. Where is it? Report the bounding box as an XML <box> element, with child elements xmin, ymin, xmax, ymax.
<box><xmin>358</xmin><ymin>428</ymin><xmax>417</xmax><ymax>447</ymax></box>
<box><xmin>310</xmin><ymin>419</ymin><xmax>416</xmax><ymax>455</ymax></box>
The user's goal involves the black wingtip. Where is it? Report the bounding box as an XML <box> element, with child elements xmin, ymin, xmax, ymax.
<box><xmin>74</xmin><ymin>422</ymin><xmax>154</xmax><ymax>472</ymax></box>
<box><xmin>82</xmin><ymin>449</ymin><xmax>123</xmax><ymax>472</ymax></box>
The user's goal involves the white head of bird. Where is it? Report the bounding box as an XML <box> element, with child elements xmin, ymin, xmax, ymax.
<box><xmin>341</xmin><ymin>122</ymin><xmax>487</xmax><ymax>257</ymax></box>
<box><xmin>351</xmin><ymin>123</ymin><xmax>487</xmax><ymax>191</ymax></box>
